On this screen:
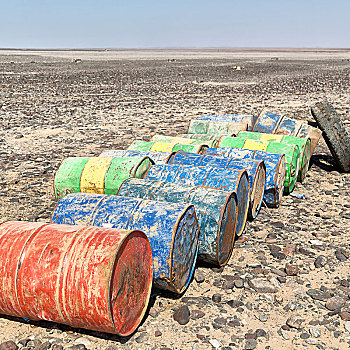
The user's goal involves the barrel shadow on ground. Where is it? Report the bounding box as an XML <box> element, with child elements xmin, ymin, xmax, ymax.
<box><xmin>0</xmin><ymin>285</ymin><xmax>185</xmax><ymax>345</ymax></box>
<box><xmin>310</xmin><ymin>154</ymin><xmax>339</xmax><ymax>172</ymax></box>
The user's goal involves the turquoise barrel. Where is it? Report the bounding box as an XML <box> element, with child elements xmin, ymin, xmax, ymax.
<box><xmin>187</xmin><ymin>120</ymin><xmax>247</xmax><ymax>135</ymax></box>
<box><xmin>118</xmin><ymin>178</ymin><xmax>238</xmax><ymax>266</ymax></box>
<box><xmin>99</xmin><ymin>149</ymin><xmax>174</xmax><ymax>164</ymax></box>
<box><xmin>253</xmin><ymin>109</ymin><xmax>322</xmax><ymax>155</ymax></box>
<box><xmin>51</xmin><ymin>193</ymin><xmax>200</xmax><ymax>294</ymax></box>
<box><xmin>145</xmin><ymin>164</ymin><xmax>250</xmax><ymax>237</ymax></box>
<box><xmin>205</xmin><ymin>147</ymin><xmax>286</xmax><ymax>208</ymax></box>
<box><xmin>167</xmin><ymin>151</ymin><xmax>266</xmax><ymax>220</ymax></box>
<box><xmin>196</xmin><ymin>114</ymin><xmax>255</xmax><ymax>131</ymax></box>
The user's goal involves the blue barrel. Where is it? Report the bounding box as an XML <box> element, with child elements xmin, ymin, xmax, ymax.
<box><xmin>118</xmin><ymin>178</ymin><xmax>238</xmax><ymax>266</ymax></box>
<box><xmin>145</xmin><ymin>164</ymin><xmax>250</xmax><ymax>237</ymax></box>
<box><xmin>51</xmin><ymin>193</ymin><xmax>200</xmax><ymax>294</ymax></box>
<box><xmin>167</xmin><ymin>151</ymin><xmax>265</xmax><ymax>220</ymax></box>
<box><xmin>197</xmin><ymin>114</ymin><xmax>254</xmax><ymax>131</ymax></box>
<box><xmin>99</xmin><ymin>149</ymin><xmax>174</xmax><ymax>164</ymax></box>
<box><xmin>205</xmin><ymin>147</ymin><xmax>286</xmax><ymax>208</ymax></box>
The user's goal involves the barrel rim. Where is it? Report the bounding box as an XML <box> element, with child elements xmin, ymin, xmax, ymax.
<box><xmin>215</xmin><ymin>190</ymin><xmax>238</xmax><ymax>266</ymax></box>
<box><xmin>107</xmin><ymin>228</ymin><xmax>153</xmax><ymax>336</ymax></box>
<box><xmin>249</xmin><ymin>160</ymin><xmax>266</xmax><ymax>219</ymax></box>
<box><xmin>169</xmin><ymin>203</ymin><xmax>200</xmax><ymax>294</ymax></box>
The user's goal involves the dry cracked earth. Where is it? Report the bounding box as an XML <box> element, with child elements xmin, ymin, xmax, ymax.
<box><xmin>0</xmin><ymin>49</ymin><xmax>350</xmax><ymax>350</ymax></box>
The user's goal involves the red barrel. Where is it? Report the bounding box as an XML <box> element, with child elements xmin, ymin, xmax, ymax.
<box><xmin>0</xmin><ymin>221</ymin><xmax>153</xmax><ymax>336</ymax></box>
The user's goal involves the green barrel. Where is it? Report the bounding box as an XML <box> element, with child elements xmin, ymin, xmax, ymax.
<box><xmin>178</xmin><ymin>134</ymin><xmax>221</xmax><ymax>145</ymax></box>
<box><xmin>237</xmin><ymin>131</ymin><xmax>311</xmax><ymax>182</ymax></box>
<box><xmin>128</xmin><ymin>140</ymin><xmax>208</xmax><ymax>154</ymax></box>
<box><xmin>217</xmin><ymin>136</ymin><xmax>300</xmax><ymax>193</ymax></box>
<box><xmin>54</xmin><ymin>156</ymin><xmax>153</xmax><ymax>200</ymax></box>
<box><xmin>150</xmin><ymin>135</ymin><xmax>217</xmax><ymax>148</ymax></box>
<box><xmin>187</xmin><ymin>120</ymin><xmax>248</xmax><ymax>135</ymax></box>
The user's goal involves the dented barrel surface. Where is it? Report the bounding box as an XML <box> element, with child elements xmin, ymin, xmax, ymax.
<box><xmin>150</xmin><ymin>135</ymin><xmax>217</xmax><ymax>148</ymax></box>
<box><xmin>54</xmin><ymin>156</ymin><xmax>153</xmax><ymax>200</ymax></box>
<box><xmin>168</xmin><ymin>151</ymin><xmax>266</xmax><ymax>219</ymax></box>
<box><xmin>206</xmin><ymin>147</ymin><xmax>286</xmax><ymax>208</ymax></box>
<box><xmin>187</xmin><ymin>120</ymin><xmax>247</xmax><ymax>135</ymax></box>
<box><xmin>117</xmin><ymin>178</ymin><xmax>238</xmax><ymax>266</ymax></box>
<box><xmin>217</xmin><ymin>136</ymin><xmax>300</xmax><ymax>194</ymax></box>
<box><xmin>196</xmin><ymin>114</ymin><xmax>254</xmax><ymax>131</ymax></box>
<box><xmin>99</xmin><ymin>149</ymin><xmax>174</xmax><ymax>164</ymax></box>
<box><xmin>51</xmin><ymin>193</ymin><xmax>200</xmax><ymax>294</ymax></box>
<box><xmin>253</xmin><ymin>109</ymin><xmax>322</xmax><ymax>155</ymax></box>
<box><xmin>128</xmin><ymin>140</ymin><xmax>208</xmax><ymax>154</ymax></box>
<box><xmin>0</xmin><ymin>221</ymin><xmax>153</xmax><ymax>336</ymax></box>
<box><xmin>237</xmin><ymin>131</ymin><xmax>311</xmax><ymax>182</ymax></box>
<box><xmin>145</xmin><ymin>164</ymin><xmax>250</xmax><ymax>237</ymax></box>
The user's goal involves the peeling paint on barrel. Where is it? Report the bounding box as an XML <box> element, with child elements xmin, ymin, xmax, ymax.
<box><xmin>99</xmin><ymin>149</ymin><xmax>174</xmax><ymax>164</ymax></box>
<box><xmin>117</xmin><ymin>178</ymin><xmax>238</xmax><ymax>266</ymax></box>
<box><xmin>127</xmin><ymin>140</ymin><xmax>208</xmax><ymax>154</ymax></box>
<box><xmin>216</xmin><ymin>136</ymin><xmax>300</xmax><ymax>194</ymax></box>
<box><xmin>196</xmin><ymin>114</ymin><xmax>254</xmax><ymax>131</ymax></box>
<box><xmin>167</xmin><ymin>151</ymin><xmax>265</xmax><ymax>219</ymax></box>
<box><xmin>253</xmin><ymin>109</ymin><xmax>322</xmax><ymax>155</ymax></box>
<box><xmin>51</xmin><ymin>193</ymin><xmax>200</xmax><ymax>294</ymax></box>
<box><xmin>205</xmin><ymin>147</ymin><xmax>286</xmax><ymax>208</ymax></box>
<box><xmin>54</xmin><ymin>156</ymin><xmax>153</xmax><ymax>200</ymax></box>
<box><xmin>145</xmin><ymin>164</ymin><xmax>250</xmax><ymax>237</ymax></box>
<box><xmin>0</xmin><ymin>221</ymin><xmax>153</xmax><ymax>336</ymax></box>
<box><xmin>238</xmin><ymin>131</ymin><xmax>311</xmax><ymax>182</ymax></box>
<box><xmin>187</xmin><ymin>120</ymin><xmax>247</xmax><ymax>135</ymax></box>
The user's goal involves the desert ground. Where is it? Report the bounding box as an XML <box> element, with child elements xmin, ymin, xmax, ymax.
<box><xmin>0</xmin><ymin>49</ymin><xmax>350</xmax><ymax>350</ymax></box>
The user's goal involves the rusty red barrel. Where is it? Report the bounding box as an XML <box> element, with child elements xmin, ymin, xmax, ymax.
<box><xmin>0</xmin><ymin>221</ymin><xmax>153</xmax><ymax>336</ymax></box>
<box><xmin>145</xmin><ymin>164</ymin><xmax>250</xmax><ymax>237</ymax></box>
<box><xmin>167</xmin><ymin>150</ymin><xmax>266</xmax><ymax>220</ymax></box>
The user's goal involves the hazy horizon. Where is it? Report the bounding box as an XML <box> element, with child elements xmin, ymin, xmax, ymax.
<box><xmin>1</xmin><ymin>0</ymin><xmax>349</xmax><ymax>49</ymax></box>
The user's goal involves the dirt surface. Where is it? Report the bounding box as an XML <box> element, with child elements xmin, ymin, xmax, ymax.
<box><xmin>0</xmin><ymin>49</ymin><xmax>350</xmax><ymax>350</ymax></box>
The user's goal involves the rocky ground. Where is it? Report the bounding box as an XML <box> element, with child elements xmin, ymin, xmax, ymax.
<box><xmin>0</xmin><ymin>49</ymin><xmax>350</xmax><ymax>350</ymax></box>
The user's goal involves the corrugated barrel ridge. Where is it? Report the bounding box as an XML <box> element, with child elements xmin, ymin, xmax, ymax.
<box><xmin>118</xmin><ymin>178</ymin><xmax>238</xmax><ymax>266</ymax></box>
<box><xmin>205</xmin><ymin>147</ymin><xmax>286</xmax><ymax>208</ymax></box>
<box><xmin>99</xmin><ymin>149</ymin><xmax>174</xmax><ymax>164</ymax></box>
<box><xmin>145</xmin><ymin>164</ymin><xmax>249</xmax><ymax>237</ymax></box>
<box><xmin>54</xmin><ymin>156</ymin><xmax>153</xmax><ymax>200</ymax></box>
<box><xmin>51</xmin><ymin>193</ymin><xmax>200</xmax><ymax>294</ymax></box>
<box><xmin>168</xmin><ymin>150</ymin><xmax>265</xmax><ymax>219</ymax></box>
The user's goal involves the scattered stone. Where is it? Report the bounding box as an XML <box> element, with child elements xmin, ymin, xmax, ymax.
<box><xmin>314</xmin><ymin>255</ymin><xmax>327</xmax><ymax>268</ymax></box>
<box><xmin>344</xmin><ymin>321</ymin><xmax>350</xmax><ymax>332</ymax></box>
<box><xmin>307</xmin><ymin>289</ymin><xmax>331</xmax><ymax>301</ymax></box>
<box><xmin>66</xmin><ymin>346</ymin><xmax>87</xmax><ymax>350</ymax></box>
<box><xmin>244</xmin><ymin>339</ymin><xmax>257</xmax><ymax>349</ymax></box>
<box><xmin>74</xmin><ymin>338</ymin><xmax>91</xmax><ymax>347</ymax></box>
<box><xmin>255</xmin><ymin>329</ymin><xmax>267</xmax><ymax>338</ymax></box>
<box><xmin>335</xmin><ymin>249</ymin><xmax>348</xmax><ymax>262</ymax></box>
<box><xmin>212</xmin><ymin>293</ymin><xmax>222</xmax><ymax>303</ymax></box>
<box><xmin>213</xmin><ymin>317</ymin><xmax>227</xmax><ymax>329</ymax></box>
<box><xmin>155</xmin><ymin>330</ymin><xmax>162</xmax><ymax>337</ymax></box>
<box><xmin>248</xmin><ymin>278</ymin><xmax>276</xmax><ymax>293</ymax></box>
<box><xmin>0</xmin><ymin>342</ymin><xmax>18</xmax><ymax>350</ymax></box>
<box><xmin>285</xmin><ymin>263</ymin><xmax>299</xmax><ymax>276</ymax></box>
<box><xmin>339</xmin><ymin>311</ymin><xmax>350</xmax><ymax>321</ymax></box>
<box><xmin>135</xmin><ymin>332</ymin><xmax>149</xmax><ymax>343</ymax></box>
<box><xmin>325</xmin><ymin>296</ymin><xmax>345</xmax><ymax>311</ymax></box>
<box><xmin>51</xmin><ymin>345</ymin><xmax>63</xmax><ymax>350</ymax></box>
<box><xmin>227</xmin><ymin>300</ymin><xmax>244</xmax><ymax>308</ymax></box>
<box><xmin>256</xmin><ymin>314</ymin><xmax>268</xmax><ymax>322</ymax></box>
<box><xmin>234</xmin><ymin>279</ymin><xmax>244</xmax><ymax>288</ymax></box>
<box><xmin>286</xmin><ymin>314</ymin><xmax>304</xmax><ymax>329</ymax></box>
<box><xmin>305</xmin><ymin>338</ymin><xmax>318</xmax><ymax>345</ymax></box>
<box><xmin>209</xmin><ymin>339</ymin><xmax>221</xmax><ymax>349</ymax></box>
<box><xmin>194</xmin><ymin>269</ymin><xmax>206</xmax><ymax>283</ymax></box>
<box><xmin>300</xmin><ymin>333</ymin><xmax>310</xmax><ymax>339</ymax></box>
<box><xmin>309</xmin><ymin>326</ymin><xmax>321</xmax><ymax>338</ymax></box>
<box><xmin>280</xmin><ymin>329</ymin><xmax>290</xmax><ymax>340</ymax></box>
<box><xmin>191</xmin><ymin>309</ymin><xmax>205</xmax><ymax>320</ymax></box>
<box><xmin>173</xmin><ymin>305</ymin><xmax>190</xmax><ymax>325</ymax></box>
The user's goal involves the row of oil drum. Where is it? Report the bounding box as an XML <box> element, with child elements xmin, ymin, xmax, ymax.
<box><xmin>0</xmin><ymin>112</ymin><xmax>319</xmax><ymax>337</ymax></box>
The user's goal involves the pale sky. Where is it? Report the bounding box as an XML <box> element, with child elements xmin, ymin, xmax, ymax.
<box><xmin>0</xmin><ymin>0</ymin><xmax>349</xmax><ymax>49</ymax></box>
